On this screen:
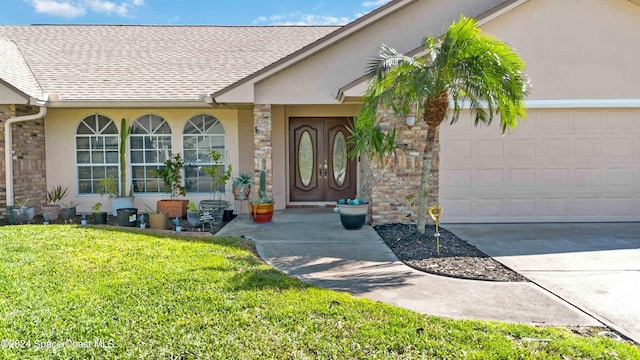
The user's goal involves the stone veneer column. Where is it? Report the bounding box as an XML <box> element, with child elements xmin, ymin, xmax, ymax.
<box><xmin>0</xmin><ymin>104</ymin><xmax>47</xmax><ymax>221</ymax></box>
<box><xmin>369</xmin><ymin>109</ymin><xmax>439</xmax><ymax>225</ymax></box>
<box><xmin>253</xmin><ymin>104</ymin><xmax>273</xmax><ymax>194</ymax></box>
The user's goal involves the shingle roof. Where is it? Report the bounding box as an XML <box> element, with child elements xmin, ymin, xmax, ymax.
<box><xmin>0</xmin><ymin>36</ymin><xmax>42</xmax><ymax>99</ymax></box>
<box><xmin>0</xmin><ymin>25</ymin><xmax>339</xmax><ymax>102</ymax></box>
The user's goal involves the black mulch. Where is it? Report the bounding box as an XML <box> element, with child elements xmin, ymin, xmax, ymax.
<box><xmin>375</xmin><ymin>223</ymin><xmax>528</xmax><ymax>282</ymax></box>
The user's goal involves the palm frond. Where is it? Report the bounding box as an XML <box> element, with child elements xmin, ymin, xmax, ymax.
<box><xmin>366</xmin><ymin>44</ymin><xmax>423</xmax><ymax>80</ymax></box>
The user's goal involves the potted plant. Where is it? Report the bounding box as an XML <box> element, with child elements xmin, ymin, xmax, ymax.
<box><xmin>232</xmin><ymin>172</ymin><xmax>252</xmax><ymax>200</ymax></box>
<box><xmin>336</xmin><ymin>198</ymin><xmax>370</xmax><ymax>230</ymax></box>
<box><xmin>115</xmin><ymin>207</ymin><xmax>137</xmax><ymax>227</ymax></box>
<box><xmin>249</xmin><ymin>170</ymin><xmax>274</xmax><ymax>224</ymax></box>
<box><xmin>42</xmin><ymin>185</ymin><xmax>68</xmax><ymax>221</ymax></box>
<box><xmin>12</xmin><ymin>198</ymin><xmax>35</xmax><ymax>224</ymax></box>
<box><xmin>99</xmin><ymin>118</ymin><xmax>134</xmax><ymax>216</ymax></box>
<box><xmin>200</xmin><ymin>150</ymin><xmax>233</xmax><ymax>223</ymax></box>
<box><xmin>186</xmin><ymin>201</ymin><xmax>199</xmax><ymax>228</ymax></box>
<box><xmin>92</xmin><ymin>202</ymin><xmax>108</xmax><ymax>225</ymax></box>
<box><xmin>146</xmin><ymin>205</ymin><xmax>168</xmax><ymax>230</ymax></box>
<box><xmin>60</xmin><ymin>201</ymin><xmax>79</xmax><ymax>222</ymax></box>
<box><xmin>156</xmin><ymin>153</ymin><xmax>188</xmax><ymax>218</ymax></box>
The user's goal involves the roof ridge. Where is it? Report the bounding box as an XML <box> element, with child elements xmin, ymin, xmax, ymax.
<box><xmin>12</xmin><ymin>24</ymin><xmax>341</xmax><ymax>28</ymax></box>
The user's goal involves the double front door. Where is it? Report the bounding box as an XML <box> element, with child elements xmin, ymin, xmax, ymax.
<box><xmin>289</xmin><ymin>117</ymin><xmax>356</xmax><ymax>202</ymax></box>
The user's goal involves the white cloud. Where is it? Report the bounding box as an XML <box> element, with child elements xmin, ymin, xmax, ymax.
<box><xmin>253</xmin><ymin>1</ymin><xmax>393</xmax><ymax>26</ymax></box>
<box><xmin>27</xmin><ymin>0</ymin><xmax>143</xmax><ymax>18</ymax></box>
<box><xmin>31</xmin><ymin>0</ymin><xmax>86</xmax><ymax>18</ymax></box>
<box><xmin>361</xmin><ymin>0</ymin><xmax>391</xmax><ymax>8</ymax></box>
<box><xmin>252</xmin><ymin>11</ymin><xmax>351</xmax><ymax>26</ymax></box>
<box><xmin>87</xmin><ymin>0</ymin><xmax>129</xmax><ymax>16</ymax></box>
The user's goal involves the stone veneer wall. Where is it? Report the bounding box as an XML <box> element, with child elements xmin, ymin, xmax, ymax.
<box><xmin>253</xmin><ymin>104</ymin><xmax>273</xmax><ymax>194</ymax></box>
<box><xmin>369</xmin><ymin>110</ymin><xmax>439</xmax><ymax>225</ymax></box>
<box><xmin>0</xmin><ymin>104</ymin><xmax>47</xmax><ymax>220</ymax></box>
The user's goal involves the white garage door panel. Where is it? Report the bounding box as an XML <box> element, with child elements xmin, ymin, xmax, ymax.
<box><xmin>440</xmin><ymin>109</ymin><xmax>640</xmax><ymax>223</ymax></box>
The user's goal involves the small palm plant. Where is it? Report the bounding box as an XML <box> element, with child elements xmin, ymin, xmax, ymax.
<box><xmin>232</xmin><ymin>172</ymin><xmax>253</xmax><ymax>200</ymax></box>
<box><xmin>355</xmin><ymin>15</ymin><xmax>529</xmax><ymax>233</ymax></box>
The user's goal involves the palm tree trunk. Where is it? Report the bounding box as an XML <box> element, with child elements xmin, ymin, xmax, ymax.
<box><xmin>417</xmin><ymin>124</ymin><xmax>438</xmax><ymax>234</ymax></box>
<box><xmin>417</xmin><ymin>91</ymin><xmax>448</xmax><ymax>234</ymax></box>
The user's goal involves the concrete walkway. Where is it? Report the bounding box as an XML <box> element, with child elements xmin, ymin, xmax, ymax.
<box><xmin>215</xmin><ymin>208</ymin><xmax>599</xmax><ymax>327</ymax></box>
<box><xmin>445</xmin><ymin>223</ymin><xmax>640</xmax><ymax>343</ymax></box>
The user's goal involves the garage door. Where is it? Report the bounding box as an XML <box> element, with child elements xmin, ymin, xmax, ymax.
<box><xmin>440</xmin><ymin>108</ymin><xmax>640</xmax><ymax>223</ymax></box>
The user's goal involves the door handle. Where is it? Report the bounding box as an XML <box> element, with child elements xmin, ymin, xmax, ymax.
<box><xmin>323</xmin><ymin>162</ymin><xmax>328</xmax><ymax>179</ymax></box>
<box><xmin>319</xmin><ymin>164</ymin><xmax>323</xmax><ymax>178</ymax></box>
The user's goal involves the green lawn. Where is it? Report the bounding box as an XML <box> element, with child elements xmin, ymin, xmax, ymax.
<box><xmin>0</xmin><ymin>226</ymin><xmax>637</xmax><ymax>359</ymax></box>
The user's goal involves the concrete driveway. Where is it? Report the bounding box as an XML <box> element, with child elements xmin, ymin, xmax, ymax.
<box><xmin>444</xmin><ymin>223</ymin><xmax>640</xmax><ymax>343</ymax></box>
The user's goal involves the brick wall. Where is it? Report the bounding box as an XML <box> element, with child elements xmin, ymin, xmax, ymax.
<box><xmin>253</xmin><ymin>104</ymin><xmax>273</xmax><ymax>193</ymax></box>
<box><xmin>369</xmin><ymin>110</ymin><xmax>439</xmax><ymax>225</ymax></box>
<box><xmin>0</xmin><ymin>104</ymin><xmax>47</xmax><ymax>220</ymax></box>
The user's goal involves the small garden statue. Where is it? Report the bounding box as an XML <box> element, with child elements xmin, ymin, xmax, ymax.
<box><xmin>429</xmin><ymin>205</ymin><xmax>442</xmax><ymax>256</ymax></box>
<box><xmin>43</xmin><ymin>213</ymin><xmax>49</xmax><ymax>225</ymax></box>
<box><xmin>81</xmin><ymin>212</ymin><xmax>87</xmax><ymax>226</ymax></box>
<box><xmin>139</xmin><ymin>214</ymin><xmax>146</xmax><ymax>229</ymax></box>
<box><xmin>172</xmin><ymin>217</ymin><xmax>181</xmax><ymax>232</ymax></box>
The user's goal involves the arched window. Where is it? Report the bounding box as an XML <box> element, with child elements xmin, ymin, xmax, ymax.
<box><xmin>76</xmin><ymin>114</ymin><xmax>119</xmax><ymax>194</ymax></box>
<box><xmin>130</xmin><ymin>114</ymin><xmax>172</xmax><ymax>193</ymax></box>
<box><xmin>183</xmin><ymin>114</ymin><xmax>226</xmax><ymax>193</ymax></box>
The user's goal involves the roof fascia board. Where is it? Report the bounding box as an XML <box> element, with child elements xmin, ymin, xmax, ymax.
<box><xmin>45</xmin><ymin>100</ymin><xmax>215</xmax><ymax>108</ymax></box>
<box><xmin>211</xmin><ymin>0</ymin><xmax>417</xmax><ymax>102</ymax></box>
<box><xmin>475</xmin><ymin>0</ymin><xmax>529</xmax><ymax>26</ymax></box>
<box><xmin>334</xmin><ymin>0</ymin><xmax>529</xmax><ymax>101</ymax></box>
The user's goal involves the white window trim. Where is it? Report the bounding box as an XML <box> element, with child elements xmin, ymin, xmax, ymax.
<box><xmin>183</xmin><ymin>114</ymin><xmax>227</xmax><ymax>194</ymax></box>
<box><xmin>130</xmin><ymin>114</ymin><xmax>173</xmax><ymax>194</ymax></box>
<box><xmin>75</xmin><ymin>114</ymin><xmax>119</xmax><ymax>195</ymax></box>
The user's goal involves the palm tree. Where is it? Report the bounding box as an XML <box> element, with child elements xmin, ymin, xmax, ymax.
<box><xmin>355</xmin><ymin>15</ymin><xmax>529</xmax><ymax>233</ymax></box>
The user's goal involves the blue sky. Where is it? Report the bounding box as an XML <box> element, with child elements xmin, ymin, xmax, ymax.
<box><xmin>1</xmin><ymin>0</ymin><xmax>392</xmax><ymax>25</ymax></box>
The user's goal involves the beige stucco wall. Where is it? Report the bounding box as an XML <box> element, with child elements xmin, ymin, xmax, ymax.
<box><xmin>254</xmin><ymin>0</ymin><xmax>505</xmax><ymax>104</ymax></box>
<box><xmin>237</xmin><ymin>109</ymin><xmax>255</xmax><ymax>176</ymax></box>
<box><xmin>270</xmin><ymin>104</ymin><xmax>361</xmax><ymax>207</ymax></box>
<box><xmin>44</xmin><ymin>107</ymin><xmax>243</xmax><ymax>213</ymax></box>
<box><xmin>481</xmin><ymin>0</ymin><xmax>640</xmax><ymax>100</ymax></box>
<box><xmin>0</xmin><ymin>83</ymin><xmax>29</xmax><ymax>105</ymax></box>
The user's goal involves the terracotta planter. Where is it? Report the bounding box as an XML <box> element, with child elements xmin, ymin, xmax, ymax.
<box><xmin>42</xmin><ymin>205</ymin><xmax>61</xmax><ymax>221</ymax></box>
<box><xmin>250</xmin><ymin>202</ymin><xmax>274</xmax><ymax>224</ymax></box>
<box><xmin>149</xmin><ymin>212</ymin><xmax>169</xmax><ymax>230</ymax></box>
<box><xmin>232</xmin><ymin>184</ymin><xmax>251</xmax><ymax>200</ymax></box>
<box><xmin>157</xmin><ymin>199</ymin><xmax>188</xmax><ymax>218</ymax></box>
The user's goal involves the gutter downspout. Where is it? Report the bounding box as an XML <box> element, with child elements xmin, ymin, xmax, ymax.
<box><xmin>4</xmin><ymin>99</ymin><xmax>47</xmax><ymax>223</ymax></box>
